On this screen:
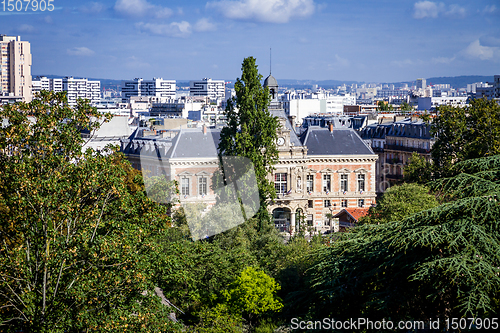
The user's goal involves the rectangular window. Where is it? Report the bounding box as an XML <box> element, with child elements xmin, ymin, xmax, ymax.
<box><xmin>198</xmin><ymin>177</ymin><xmax>207</xmax><ymax>196</ymax></box>
<box><xmin>274</xmin><ymin>173</ymin><xmax>287</xmax><ymax>194</ymax></box>
<box><xmin>358</xmin><ymin>199</ymin><xmax>365</xmax><ymax>207</ymax></box>
<box><xmin>324</xmin><ymin>200</ymin><xmax>331</xmax><ymax>208</ymax></box>
<box><xmin>341</xmin><ymin>199</ymin><xmax>348</xmax><ymax>208</ymax></box>
<box><xmin>181</xmin><ymin>178</ymin><xmax>190</xmax><ymax>196</ymax></box>
<box><xmin>306</xmin><ymin>174</ymin><xmax>314</xmax><ymax>192</ymax></box>
<box><xmin>323</xmin><ymin>174</ymin><xmax>331</xmax><ymax>192</ymax></box>
<box><xmin>308</xmin><ymin>200</ymin><xmax>313</xmax><ymax>208</ymax></box>
<box><xmin>358</xmin><ymin>174</ymin><xmax>365</xmax><ymax>192</ymax></box>
<box><xmin>340</xmin><ymin>174</ymin><xmax>348</xmax><ymax>192</ymax></box>
<box><xmin>307</xmin><ymin>214</ymin><xmax>313</xmax><ymax>226</ymax></box>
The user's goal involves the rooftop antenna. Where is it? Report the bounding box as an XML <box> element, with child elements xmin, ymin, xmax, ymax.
<box><xmin>270</xmin><ymin>47</ymin><xmax>272</xmax><ymax>75</ymax></box>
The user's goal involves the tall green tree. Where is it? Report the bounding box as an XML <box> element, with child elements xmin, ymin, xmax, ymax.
<box><xmin>431</xmin><ymin>97</ymin><xmax>500</xmax><ymax>177</ymax></box>
<box><xmin>218</xmin><ymin>57</ymin><xmax>279</xmax><ymax>224</ymax></box>
<box><xmin>0</xmin><ymin>91</ymin><xmax>179</xmax><ymax>332</ymax></box>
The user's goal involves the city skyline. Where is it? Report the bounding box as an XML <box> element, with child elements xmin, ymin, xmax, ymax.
<box><xmin>1</xmin><ymin>0</ymin><xmax>499</xmax><ymax>82</ymax></box>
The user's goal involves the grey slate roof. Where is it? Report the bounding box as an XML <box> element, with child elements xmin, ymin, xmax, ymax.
<box><xmin>269</xmin><ymin>109</ymin><xmax>302</xmax><ymax>147</ymax></box>
<box><xmin>167</xmin><ymin>129</ymin><xmax>220</xmax><ymax>158</ymax></box>
<box><xmin>387</xmin><ymin>119</ymin><xmax>432</xmax><ymax>139</ymax></box>
<box><xmin>264</xmin><ymin>74</ymin><xmax>278</xmax><ymax>88</ymax></box>
<box><xmin>300</xmin><ymin>126</ymin><xmax>374</xmax><ymax>156</ymax></box>
<box><xmin>360</xmin><ymin>122</ymin><xmax>391</xmax><ymax>140</ymax></box>
<box><xmin>360</xmin><ymin>118</ymin><xmax>433</xmax><ymax>140</ymax></box>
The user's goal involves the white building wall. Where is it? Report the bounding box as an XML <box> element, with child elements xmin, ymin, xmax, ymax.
<box><xmin>190</xmin><ymin>78</ymin><xmax>225</xmax><ymax>100</ymax></box>
<box><xmin>63</xmin><ymin>77</ymin><xmax>101</xmax><ymax>106</ymax></box>
<box><xmin>121</xmin><ymin>78</ymin><xmax>176</xmax><ymax>102</ymax></box>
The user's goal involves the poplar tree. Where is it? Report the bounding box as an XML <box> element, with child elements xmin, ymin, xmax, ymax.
<box><xmin>218</xmin><ymin>57</ymin><xmax>279</xmax><ymax>223</ymax></box>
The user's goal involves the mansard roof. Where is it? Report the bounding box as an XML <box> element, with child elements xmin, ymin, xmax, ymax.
<box><xmin>167</xmin><ymin>128</ymin><xmax>220</xmax><ymax>159</ymax></box>
<box><xmin>300</xmin><ymin>126</ymin><xmax>374</xmax><ymax>156</ymax></box>
<box><xmin>269</xmin><ymin>109</ymin><xmax>302</xmax><ymax>147</ymax></box>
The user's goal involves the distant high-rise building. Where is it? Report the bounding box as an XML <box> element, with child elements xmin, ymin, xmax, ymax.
<box><xmin>32</xmin><ymin>76</ymin><xmax>63</xmax><ymax>95</ymax></box>
<box><xmin>121</xmin><ymin>78</ymin><xmax>176</xmax><ymax>102</ymax></box>
<box><xmin>62</xmin><ymin>77</ymin><xmax>100</xmax><ymax>106</ymax></box>
<box><xmin>0</xmin><ymin>35</ymin><xmax>32</xmax><ymax>102</ymax></box>
<box><xmin>189</xmin><ymin>78</ymin><xmax>225</xmax><ymax>100</ymax></box>
<box><xmin>416</xmin><ymin>78</ymin><xmax>426</xmax><ymax>90</ymax></box>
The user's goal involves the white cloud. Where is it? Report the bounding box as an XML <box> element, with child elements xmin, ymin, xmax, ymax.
<box><xmin>413</xmin><ymin>1</ymin><xmax>465</xmax><ymax>19</ymax></box>
<box><xmin>413</xmin><ymin>1</ymin><xmax>444</xmax><ymax>19</ymax></box>
<box><xmin>445</xmin><ymin>4</ymin><xmax>466</xmax><ymax>18</ymax></box>
<box><xmin>79</xmin><ymin>2</ymin><xmax>106</xmax><ymax>14</ymax></box>
<box><xmin>43</xmin><ymin>16</ymin><xmax>53</xmax><ymax>24</ymax></box>
<box><xmin>136</xmin><ymin>21</ymin><xmax>192</xmax><ymax>38</ymax></box>
<box><xmin>207</xmin><ymin>0</ymin><xmax>316</xmax><ymax>23</ymax></box>
<box><xmin>114</xmin><ymin>0</ymin><xmax>172</xmax><ymax>19</ymax></box>
<box><xmin>17</xmin><ymin>24</ymin><xmax>36</xmax><ymax>33</ymax></box>
<box><xmin>461</xmin><ymin>40</ymin><xmax>499</xmax><ymax>61</ymax></box>
<box><xmin>482</xmin><ymin>5</ymin><xmax>496</xmax><ymax>14</ymax></box>
<box><xmin>194</xmin><ymin>18</ymin><xmax>217</xmax><ymax>32</ymax></box>
<box><xmin>67</xmin><ymin>47</ymin><xmax>95</xmax><ymax>56</ymax></box>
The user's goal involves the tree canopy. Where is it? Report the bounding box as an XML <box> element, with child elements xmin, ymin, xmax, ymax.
<box><xmin>359</xmin><ymin>182</ymin><xmax>439</xmax><ymax>225</ymax></box>
<box><xmin>431</xmin><ymin>97</ymin><xmax>500</xmax><ymax>177</ymax></box>
<box><xmin>403</xmin><ymin>152</ymin><xmax>433</xmax><ymax>184</ymax></box>
<box><xmin>0</xmin><ymin>91</ymin><xmax>179</xmax><ymax>332</ymax></box>
<box><xmin>306</xmin><ymin>154</ymin><xmax>500</xmax><ymax>323</ymax></box>
<box><xmin>218</xmin><ymin>57</ymin><xmax>280</xmax><ymax>222</ymax></box>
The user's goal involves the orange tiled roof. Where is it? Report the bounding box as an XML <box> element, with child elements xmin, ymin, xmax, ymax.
<box><xmin>333</xmin><ymin>207</ymin><xmax>370</xmax><ymax>222</ymax></box>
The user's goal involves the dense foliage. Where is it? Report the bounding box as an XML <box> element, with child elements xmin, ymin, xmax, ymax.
<box><xmin>0</xmin><ymin>92</ymin><xmax>180</xmax><ymax>331</ymax></box>
<box><xmin>218</xmin><ymin>56</ymin><xmax>280</xmax><ymax>224</ymax></box>
<box><xmin>3</xmin><ymin>65</ymin><xmax>499</xmax><ymax>333</ymax></box>
<box><xmin>305</xmin><ymin>154</ymin><xmax>500</xmax><ymax>326</ymax></box>
<box><xmin>359</xmin><ymin>182</ymin><xmax>439</xmax><ymax>225</ymax></box>
<box><xmin>431</xmin><ymin>97</ymin><xmax>500</xmax><ymax>177</ymax></box>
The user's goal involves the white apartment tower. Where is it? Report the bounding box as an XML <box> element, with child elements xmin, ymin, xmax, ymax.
<box><xmin>0</xmin><ymin>35</ymin><xmax>32</xmax><ymax>102</ymax></box>
<box><xmin>121</xmin><ymin>78</ymin><xmax>176</xmax><ymax>102</ymax></box>
<box><xmin>32</xmin><ymin>77</ymin><xmax>64</xmax><ymax>95</ymax></box>
<box><xmin>189</xmin><ymin>78</ymin><xmax>225</xmax><ymax>100</ymax></box>
<box><xmin>62</xmin><ymin>77</ymin><xmax>100</xmax><ymax>106</ymax></box>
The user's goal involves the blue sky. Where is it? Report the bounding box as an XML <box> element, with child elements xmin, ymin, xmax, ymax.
<box><xmin>1</xmin><ymin>0</ymin><xmax>499</xmax><ymax>82</ymax></box>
